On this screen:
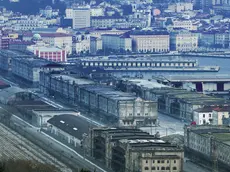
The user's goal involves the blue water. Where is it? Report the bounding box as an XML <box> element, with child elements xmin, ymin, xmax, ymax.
<box><xmin>112</xmin><ymin>56</ymin><xmax>230</xmax><ymax>79</ymax></box>
<box><xmin>184</xmin><ymin>56</ymin><xmax>230</xmax><ymax>74</ymax></box>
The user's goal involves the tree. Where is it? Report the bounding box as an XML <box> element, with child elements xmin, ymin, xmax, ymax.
<box><xmin>0</xmin><ymin>160</ymin><xmax>58</xmax><ymax>172</ymax></box>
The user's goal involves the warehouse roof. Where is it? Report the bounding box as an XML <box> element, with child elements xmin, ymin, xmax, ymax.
<box><xmin>52</xmin><ymin>74</ymin><xmax>95</xmax><ymax>85</ymax></box>
<box><xmin>48</xmin><ymin>114</ymin><xmax>96</xmax><ymax>140</ymax></box>
<box><xmin>0</xmin><ymin>86</ymin><xmax>27</xmax><ymax>104</ymax></box>
<box><xmin>125</xmin><ymin>79</ymin><xmax>170</xmax><ymax>89</ymax></box>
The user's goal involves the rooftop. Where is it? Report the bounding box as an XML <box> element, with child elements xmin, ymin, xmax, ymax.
<box><xmin>159</xmin><ymin>75</ymin><xmax>230</xmax><ymax>82</ymax></box>
<box><xmin>125</xmin><ymin>79</ymin><xmax>170</xmax><ymax>89</ymax></box>
<box><xmin>202</xmin><ymin>133</ymin><xmax>230</xmax><ymax>145</ymax></box>
<box><xmin>52</xmin><ymin>74</ymin><xmax>95</xmax><ymax>85</ymax></box>
<box><xmin>48</xmin><ymin>114</ymin><xmax>96</xmax><ymax>139</ymax></box>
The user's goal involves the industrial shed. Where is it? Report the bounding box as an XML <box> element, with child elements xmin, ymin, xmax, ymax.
<box><xmin>0</xmin><ymin>86</ymin><xmax>33</xmax><ymax>105</ymax></box>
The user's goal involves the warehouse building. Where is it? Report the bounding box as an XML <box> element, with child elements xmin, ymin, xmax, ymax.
<box><xmin>0</xmin><ymin>86</ymin><xmax>34</xmax><ymax>105</ymax></box>
<box><xmin>117</xmin><ymin>79</ymin><xmax>228</xmax><ymax>122</ymax></box>
<box><xmin>40</xmin><ymin>72</ymin><xmax>158</xmax><ymax>127</ymax></box>
<box><xmin>11</xmin><ymin>56</ymin><xmax>64</xmax><ymax>86</ymax></box>
<box><xmin>154</xmin><ymin>75</ymin><xmax>230</xmax><ymax>94</ymax></box>
<box><xmin>184</xmin><ymin>125</ymin><xmax>230</xmax><ymax>172</ymax></box>
<box><xmin>47</xmin><ymin>114</ymin><xmax>95</xmax><ymax>147</ymax></box>
<box><xmin>86</xmin><ymin>127</ymin><xmax>184</xmax><ymax>172</ymax></box>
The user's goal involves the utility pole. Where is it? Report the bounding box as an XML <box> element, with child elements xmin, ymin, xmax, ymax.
<box><xmin>212</xmin><ymin>139</ymin><xmax>218</xmax><ymax>172</ymax></box>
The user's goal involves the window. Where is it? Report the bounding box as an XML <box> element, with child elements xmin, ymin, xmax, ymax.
<box><xmin>157</xmin><ymin>167</ymin><xmax>159</xmax><ymax>170</ymax></box>
<box><xmin>146</xmin><ymin>160</ymin><xmax>148</xmax><ymax>163</ymax></box>
<box><xmin>157</xmin><ymin>160</ymin><xmax>160</xmax><ymax>163</ymax></box>
<box><xmin>173</xmin><ymin>167</ymin><xmax>177</xmax><ymax>170</ymax></box>
<box><xmin>137</xmin><ymin>113</ymin><xmax>140</xmax><ymax>116</ymax></box>
<box><xmin>174</xmin><ymin>160</ymin><xmax>176</xmax><ymax>163</ymax></box>
<box><xmin>151</xmin><ymin>167</ymin><xmax>156</xmax><ymax>170</ymax></box>
<box><xmin>166</xmin><ymin>167</ymin><xmax>170</xmax><ymax>170</ymax></box>
<box><xmin>203</xmin><ymin>114</ymin><xmax>205</xmax><ymax>118</ymax></box>
<box><xmin>161</xmin><ymin>167</ymin><xmax>165</xmax><ymax>170</ymax></box>
<box><xmin>145</xmin><ymin>113</ymin><xmax>148</xmax><ymax>116</ymax></box>
<box><xmin>161</xmin><ymin>160</ymin><xmax>164</xmax><ymax>163</ymax></box>
<box><xmin>209</xmin><ymin>114</ymin><xmax>212</xmax><ymax>117</ymax></box>
<box><xmin>129</xmin><ymin>113</ymin><xmax>132</xmax><ymax>116</ymax></box>
<box><xmin>144</xmin><ymin>167</ymin><xmax>149</xmax><ymax>170</ymax></box>
<box><xmin>167</xmin><ymin>160</ymin><xmax>169</xmax><ymax>163</ymax></box>
<box><xmin>152</xmin><ymin>160</ymin><xmax>155</xmax><ymax>163</ymax></box>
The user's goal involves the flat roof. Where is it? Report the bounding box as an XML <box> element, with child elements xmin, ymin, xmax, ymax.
<box><xmin>52</xmin><ymin>74</ymin><xmax>95</xmax><ymax>85</ymax></box>
<box><xmin>202</xmin><ymin>133</ymin><xmax>230</xmax><ymax>145</ymax></box>
<box><xmin>159</xmin><ymin>75</ymin><xmax>230</xmax><ymax>82</ymax></box>
<box><xmin>125</xmin><ymin>79</ymin><xmax>170</xmax><ymax>89</ymax></box>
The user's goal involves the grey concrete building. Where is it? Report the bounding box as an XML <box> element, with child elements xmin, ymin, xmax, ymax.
<box><xmin>87</xmin><ymin>127</ymin><xmax>184</xmax><ymax>172</ymax></box>
<box><xmin>117</xmin><ymin>79</ymin><xmax>228</xmax><ymax>122</ymax></box>
<box><xmin>11</xmin><ymin>56</ymin><xmax>64</xmax><ymax>86</ymax></box>
<box><xmin>39</xmin><ymin>72</ymin><xmax>158</xmax><ymax>127</ymax></box>
<box><xmin>184</xmin><ymin>125</ymin><xmax>230</xmax><ymax>172</ymax></box>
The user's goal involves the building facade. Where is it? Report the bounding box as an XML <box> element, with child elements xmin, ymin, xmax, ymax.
<box><xmin>90</xmin><ymin>36</ymin><xmax>102</xmax><ymax>55</ymax></box>
<box><xmin>184</xmin><ymin>125</ymin><xmax>230</xmax><ymax>172</ymax></box>
<box><xmin>87</xmin><ymin>128</ymin><xmax>184</xmax><ymax>172</ymax></box>
<box><xmin>23</xmin><ymin>33</ymin><xmax>72</xmax><ymax>54</ymax></box>
<box><xmin>39</xmin><ymin>72</ymin><xmax>158</xmax><ymax>127</ymax></box>
<box><xmin>130</xmin><ymin>30</ymin><xmax>170</xmax><ymax>53</ymax></box>
<box><xmin>72</xmin><ymin>7</ymin><xmax>91</xmax><ymax>29</ymax></box>
<box><xmin>170</xmin><ymin>30</ymin><xmax>198</xmax><ymax>52</ymax></box>
<box><xmin>101</xmin><ymin>34</ymin><xmax>132</xmax><ymax>51</ymax></box>
<box><xmin>91</xmin><ymin>16</ymin><xmax>126</xmax><ymax>28</ymax></box>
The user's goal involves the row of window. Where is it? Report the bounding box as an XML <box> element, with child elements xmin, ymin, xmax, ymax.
<box><xmin>144</xmin><ymin>166</ymin><xmax>177</xmax><ymax>171</ymax></box>
<box><xmin>82</xmin><ymin>62</ymin><xmax>195</xmax><ymax>67</ymax></box>
<box><xmin>146</xmin><ymin>160</ymin><xmax>177</xmax><ymax>164</ymax></box>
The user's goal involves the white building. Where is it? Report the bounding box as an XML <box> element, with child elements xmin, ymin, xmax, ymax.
<box><xmin>212</xmin><ymin>106</ymin><xmax>230</xmax><ymax>125</ymax></box>
<box><xmin>167</xmin><ymin>3</ymin><xmax>193</xmax><ymax>12</ymax></box>
<box><xmin>170</xmin><ymin>30</ymin><xmax>198</xmax><ymax>52</ymax></box>
<box><xmin>65</xmin><ymin>8</ymin><xmax>73</xmax><ymax>19</ymax></box>
<box><xmin>72</xmin><ymin>6</ymin><xmax>91</xmax><ymax>29</ymax></box>
<box><xmin>23</xmin><ymin>33</ymin><xmax>73</xmax><ymax>54</ymax></box>
<box><xmin>90</xmin><ymin>7</ymin><xmax>104</xmax><ymax>16</ymax></box>
<box><xmin>74</xmin><ymin>33</ymin><xmax>90</xmax><ymax>54</ymax></box>
<box><xmin>90</xmin><ymin>28</ymin><xmax>130</xmax><ymax>38</ymax></box>
<box><xmin>171</xmin><ymin>19</ymin><xmax>198</xmax><ymax>31</ymax></box>
<box><xmin>101</xmin><ymin>34</ymin><xmax>132</xmax><ymax>51</ymax></box>
<box><xmin>193</xmin><ymin>107</ymin><xmax>214</xmax><ymax>125</ymax></box>
<box><xmin>13</xmin><ymin>16</ymin><xmax>48</xmax><ymax>31</ymax></box>
<box><xmin>130</xmin><ymin>30</ymin><xmax>170</xmax><ymax>53</ymax></box>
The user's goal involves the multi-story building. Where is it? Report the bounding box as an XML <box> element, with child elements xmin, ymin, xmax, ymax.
<box><xmin>13</xmin><ymin>17</ymin><xmax>48</xmax><ymax>31</ymax></box>
<box><xmin>11</xmin><ymin>56</ymin><xmax>62</xmax><ymax>85</ymax></box>
<box><xmin>23</xmin><ymin>33</ymin><xmax>72</xmax><ymax>54</ymax></box>
<box><xmin>171</xmin><ymin>19</ymin><xmax>198</xmax><ymax>31</ymax></box>
<box><xmin>130</xmin><ymin>30</ymin><xmax>170</xmax><ymax>53</ymax></box>
<box><xmin>212</xmin><ymin>106</ymin><xmax>230</xmax><ymax>125</ymax></box>
<box><xmin>101</xmin><ymin>34</ymin><xmax>132</xmax><ymax>51</ymax></box>
<box><xmin>39</xmin><ymin>72</ymin><xmax>158</xmax><ymax>127</ymax></box>
<box><xmin>91</xmin><ymin>16</ymin><xmax>126</xmax><ymax>28</ymax></box>
<box><xmin>167</xmin><ymin>2</ymin><xmax>193</xmax><ymax>12</ymax></box>
<box><xmin>90</xmin><ymin>36</ymin><xmax>102</xmax><ymax>55</ymax></box>
<box><xmin>72</xmin><ymin>7</ymin><xmax>91</xmax><ymax>29</ymax></box>
<box><xmin>170</xmin><ymin>30</ymin><xmax>198</xmax><ymax>52</ymax></box>
<box><xmin>184</xmin><ymin>125</ymin><xmax>230</xmax><ymax>172</ymax></box>
<box><xmin>27</xmin><ymin>44</ymin><xmax>67</xmax><ymax>62</ymax></box>
<box><xmin>89</xmin><ymin>28</ymin><xmax>131</xmax><ymax>38</ymax></box>
<box><xmin>214</xmin><ymin>30</ymin><xmax>229</xmax><ymax>48</ymax></box>
<box><xmin>73</xmin><ymin>32</ymin><xmax>91</xmax><ymax>55</ymax></box>
<box><xmin>193</xmin><ymin>106</ymin><xmax>215</xmax><ymax>125</ymax></box>
<box><xmin>90</xmin><ymin>7</ymin><xmax>104</xmax><ymax>16</ymax></box>
<box><xmin>87</xmin><ymin>128</ymin><xmax>184</xmax><ymax>172</ymax></box>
